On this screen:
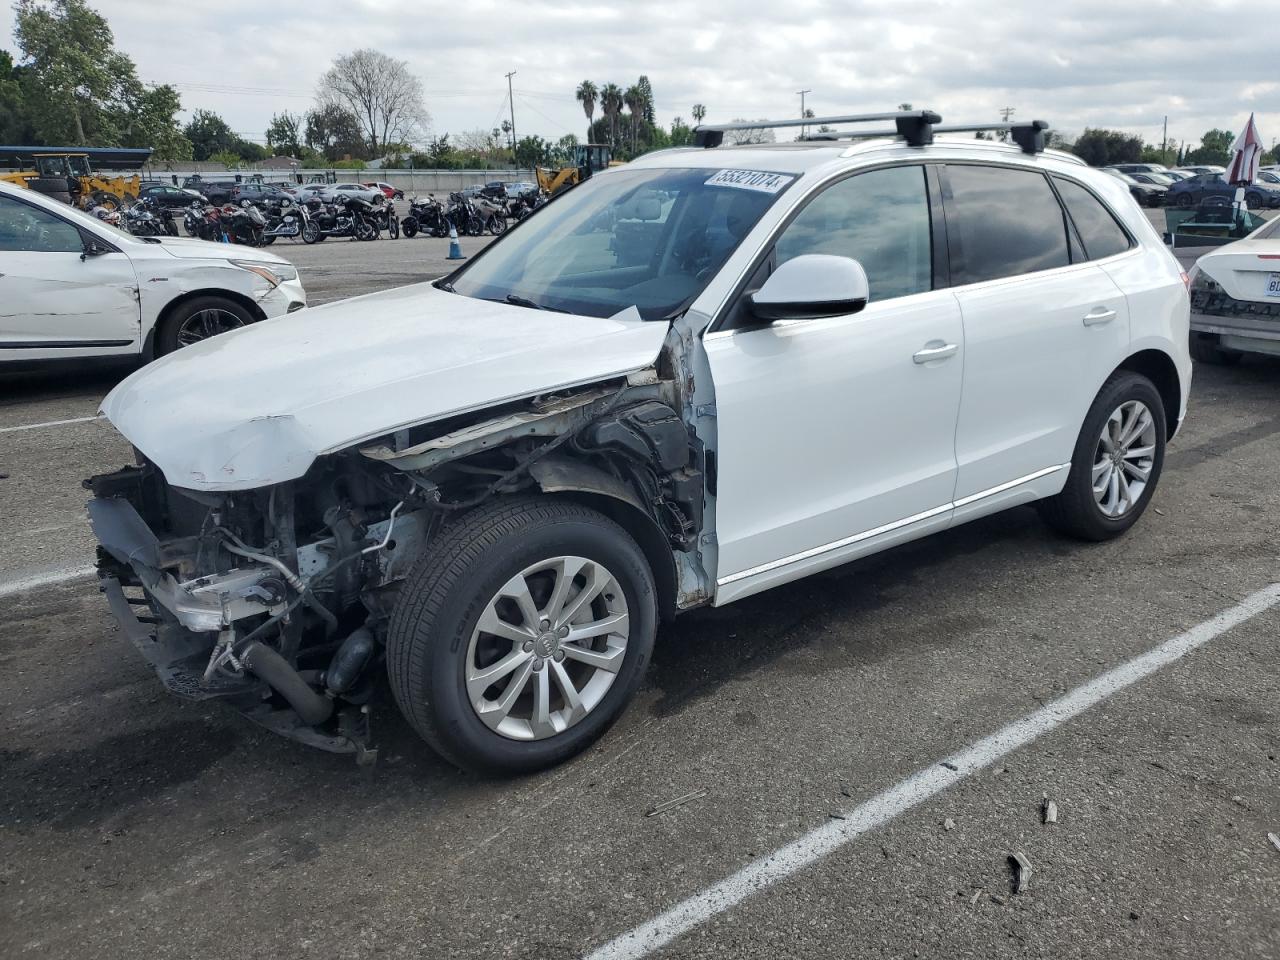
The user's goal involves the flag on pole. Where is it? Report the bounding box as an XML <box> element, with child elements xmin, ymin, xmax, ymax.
<box><xmin>1226</xmin><ymin>113</ymin><xmax>1264</xmax><ymax>186</ymax></box>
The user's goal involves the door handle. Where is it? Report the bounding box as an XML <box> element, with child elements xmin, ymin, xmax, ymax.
<box><xmin>1083</xmin><ymin>307</ymin><xmax>1117</xmax><ymax>326</ymax></box>
<box><xmin>913</xmin><ymin>342</ymin><xmax>958</xmax><ymax>364</ymax></box>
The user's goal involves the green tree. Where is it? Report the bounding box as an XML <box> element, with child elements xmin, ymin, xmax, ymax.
<box><xmin>265</xmin><ymin>111</ymin><xmax>304</xmax><ymax>157</ymax></box>
<box><xmin>1186</xmin><ymin>129</ymin><xmax>1233</xmax><ymax>166</ymax></box>
<box><xmin>553</xmin><ymin>133</ymin><xmax>578</xmax><ymax>163</ymax></box>
<box><xmin>600</xmin><ymin>83</ymin><xmax>623</xmax><ymax>149</ymax></box>
<box><xmin>636</xmin><ymin>75</ymin><xmax>655</xmax><ymax>124</ymax></box>
<box><xmin>514</xmin><ymin>134</ymin><xmax>552</xmax><ymax>169</ymax></box>
<box><xmin>670</xmin><ymin>116</ymin><xmax>693</xmax><ymax>147</ymax></box>
<box><xmin>1070</xmin><ymin>127</ymin><xmax>1143</xmax><ymax>166</ymax></box>
<box><xmin>575</xmin><ymin>80</ymin><xmax>597</xmax><ymax>144</ymax></box>
<box><xmin>0</xmin><ymin>51</ymin><xmax>33</xmax><ymax>143</ymax></box>
<box><xmin>691</xmin><ymin>103</ymin><xmax>706</xmax><ymax>125</ymax></box>
<box><xmin>184</xmin><ymin>109</ymin><xmax>239</xmax><ymax>160</ymax></box>
<box><xmin>304</xmin><ymin>103</ymin><xmax>368</xmax><ymax>161</ymax></box>
<box><xmin>12</xmin><ymin>0</ymin><xmax>185</xmax><ymax>153</ymax></box>
<box><xmin>623</xmin><ymin>84</ymin><xmax>643</xmax><ymax>155</ymax></box>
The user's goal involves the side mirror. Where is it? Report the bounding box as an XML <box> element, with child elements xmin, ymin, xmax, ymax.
<box><xmin>746</xmin><ymin>254</ymin><xmax>869</xmax><ymax>323</ymax></box>
<box><xmin>80</xmin><ymin>239</ymin><xmax>109</xmax><ymax>260</ymax></box>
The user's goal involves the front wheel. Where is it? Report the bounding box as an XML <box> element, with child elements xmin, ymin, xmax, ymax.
<box><xmin>1176</xmin><ymin>193</ymin><xmax>1193</xmax><ymax>208</ymax></box>
<box><xmin>1245</xmin><ymin>192</ymin><xmax>1263</xmax><ymax>210</ymax></box>
<box><xmin>401</xmin><ymin>217</ymin><xmax>419</xmax><ymax>238</ymax></box>
<box><xmin>386</xmin><ymin>496</ymin><xmax>657</xmax><ymax>774</ymax></box>
<box><xmin>1037</xmin><ymin>372</ymin><xmax>1166</xmax><ymax>541</ymax></box>
<box><xmin>388</xmin><ymin>215</ymin><xmax>400</xmax><ymax>239</ymax></box>
<box><xmin>356</xmin><ymin>218</ymin><xmax>378</xmax><ymax>241</ymax></box>
<box><xmin>488</xmin><ymin>215</ymin><xmax>507</xmax><ymax>236</ymax></box>
<box><xmin>302</xmin><ymin>221</ymin><xmax>321</xmax><ymax>244</ymax></box>
<box><xmin>155</xmin><ymin>295</ymin><xmax>256</xmax><ymax>356</ymax></box>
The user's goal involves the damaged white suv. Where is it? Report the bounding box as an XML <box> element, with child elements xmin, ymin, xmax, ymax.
<box><xmin>87</xmin><ymin>112</ymin><xmax>1191</xmax><ymax>773</ymax></box>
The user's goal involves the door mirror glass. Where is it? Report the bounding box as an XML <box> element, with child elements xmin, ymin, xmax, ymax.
<box><xmin>747</xmin><ymin>254</ymin><xmax>869</xmax><ymax>322</ymax></box>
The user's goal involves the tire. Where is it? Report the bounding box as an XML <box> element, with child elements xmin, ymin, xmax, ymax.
<box><xmin>386</xmin><ymin>496</ymin><xmax>657</xmax><ymax>774</ymax></box>
<box><xmin>401</xmin><ymin>218</ymin><xmax>419</xmax><ymax>239</ymax></box>
<box><xmin>302</xmin><ymin>221</ymin><xmax>321</xmax><ymax>244</ymax></box>
<box><xmin>1037</xmin><ymin>371</ymin><xmax>1167</xmax><ymax>542</ymax></box>
<box><xmin>1189</xmin><ymin>332</ymin><xmax>1243</xmax><ymax>365</ymax></box>
<box><xmin>28</xmin><ymin>176</ymin><xmax>72</xmax><ymax>195</ymax></box>
<box><xmin>44</xmin><ymin>191</ymin><xmax>73</xmax><ymax>205</ymax></box>
<box><xmin>261</xmin><ymin>235</ymin><xmax>276</xmax><ymax>246</ymax></box>
<box><xmin>91</xmin><ymin>190</ymin><xmax>119</xmax><ymax>210</ymax></box>
<box><xmin>467</xmin><ymin>216</ymin><xmax>484</xmax><ymax>237</ymax></box>
<box><xmin>356</xmin><ymin>219</ymin><xmax>377</xmax><ymax>241</ymax></box>
<box><xmin>488</xmin><ymin>215</ymin><xmax>507</xmax><ymax>236</ymax></box>
<box><xmin>1245</xmin><ymin>192</ymin><xmax>1263</xmax><ymax>211</ymax></box>
<box><xmin>388</xmin><ymin>216</ymin><xmax>400</xmax><ymax>239</ymax></box>
<box><xmin>1176</xmin><ymin>193</ymin><xmax>1193</xmax><ymax>208</ymax></box>
<box><xmin>155</xmin><ymin>295</ymin><xmax>256</xmax><ymax>356</ymax></box>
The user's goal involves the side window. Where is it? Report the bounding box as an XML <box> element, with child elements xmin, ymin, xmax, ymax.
<box><xmin>774</xmin><ymin>165</ymin><xmax>931</xmax><ymax>302</ymax></box>
<box><xmin>1053</xmin><ymin>177</ymin><xmax>1131</xmax><ymax>261</ymax></box>
<box><xmin>0</xmin><ymin>196</ymin><xmax>84</xmax><ymax>253</ymax></box>
<box><xmin>944</xmin><ymin>165</ymin><xmax>1070</xmax><ymax>284</ymax></box>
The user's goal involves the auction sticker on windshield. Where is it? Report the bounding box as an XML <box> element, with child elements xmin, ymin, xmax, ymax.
<box><xmin>705</xmin><ymin>169</ymin><xmax>795</xmax><ymax>194</ymax></box>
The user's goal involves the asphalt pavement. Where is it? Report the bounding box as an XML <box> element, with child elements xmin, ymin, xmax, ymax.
<box><xmin>0</xmin><ymin>208</ymin><xmax>1277</xmax><ymax>960</ymax></box>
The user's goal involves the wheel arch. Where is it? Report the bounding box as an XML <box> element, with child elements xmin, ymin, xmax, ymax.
<box><xmin>143</xmin><ymin>288</ymin><xmax>267</xmax><ymax>360</ymax></box>
<box><xmin>1115</xmin><ymin>348</ymin><xmax>1181</xmax><ymax>440</ymax></box>
<box><xmin>527</xmin><ymin>458</ymin><xmax>680</xmax><ymax>622</ymax></box>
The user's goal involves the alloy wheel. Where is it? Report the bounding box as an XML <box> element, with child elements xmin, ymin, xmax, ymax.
<box><xmin>465</xmin><ymin>556</ymin><xmax>630</xmax><ymax>741</ymax></box>
<box><xmin>1092</xmin><ymin>400</ymin><xmax>1157</xmax><ymax>519</ymax></box>
<box><xmin>175</xmin><ymin>307</ymin><xmax>247</xmax><ymax>347</ymax></box>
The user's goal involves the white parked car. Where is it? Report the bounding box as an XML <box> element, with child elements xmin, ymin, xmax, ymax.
<box><xmin>86</xmin><ymin>111</ymin><xmax>1190</xmax><ymax>774</ymax></box>
<box><xmin>0</xmin><ymin>182</ymin><xmax>306</xmax><ymax>365</ymax></box>
<box><xmin>1187</xmin><ymin>213</ymin><xmax>1280</xmax><ymax>363</ymax></box>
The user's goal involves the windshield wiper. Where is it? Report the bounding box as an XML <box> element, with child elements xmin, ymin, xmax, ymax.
<box><xmin>501</xmin><ymin>294</ymin><xmax>567</xmax><ymax>313</ymax></box>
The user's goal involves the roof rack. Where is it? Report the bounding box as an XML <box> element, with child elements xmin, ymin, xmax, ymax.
<box><xmin>695</xmin><ymin>113</ymin><xmax>1051</xmax><ymax>155</ymax></box>
<box><xmin>693</xmin><ymin>110</ymin><xmax>942</xmax><ymax>149</ymax></box>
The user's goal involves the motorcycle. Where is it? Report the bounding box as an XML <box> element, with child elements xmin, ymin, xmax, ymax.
<box><xmin>302</xmin><ymin>195</ymin><xmax>378</xmax><ymax>243</ymax></box>
<box><xmin>220</xmin><ymin>203</ymin><xmax>267</xmax><ymax>246</ymax></box>
<box><xmin>506</xmin><ymin>192</ymin><xmax>546</xmax><ymax>225</ymax></box>
<box><xmin>446</xmin><ymin>192</ymin><xmax>484</xmax><ymax>237</ymax></box>
<box><xmin>371</xmin><ymin>198</ymin><xmax>400</xmax><ymax>239</ymax></box>
<box><xmin>123</xmin><ymin>201</ymin><xmax>163</xmax><ymax>237</ymax></box>
<box><xmin>472</xmin><ymin>194</ymin><xmax>508</xmax><ymax>236</ymax></box>
<box><xmin>261</xmin><ymin>198</ymin><xmax>314</xmax><ymax>244</ymax></box>
<box><xmin>400</xmin><ymin>195</ymin><xmax>449</xmax><ymax>238</ymax></box>
<box><xmin>184</xmin><ymin>201</ymin><xmax>224</xmax><ymax>242</ymax></box>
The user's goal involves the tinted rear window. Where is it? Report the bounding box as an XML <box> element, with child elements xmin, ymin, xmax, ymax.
<box><xmin>945</xmin><ymin>165</ymin><xmax>1070</xmax><ymax>284</ymax></box>
<box><xmin>1053</xmin><ymin>177</ymin><xmax>1131</xmax><ymax>261</ymax></box>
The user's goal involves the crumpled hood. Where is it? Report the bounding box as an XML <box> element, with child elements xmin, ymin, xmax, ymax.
<box><xmin>100</xmin><ymin>282</ymin><xmax>667</xmax><ymax>491</ymax></box>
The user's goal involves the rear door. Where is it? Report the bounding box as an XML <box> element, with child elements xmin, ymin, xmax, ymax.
<box><xmin>941</xmin><ymin>164</ymin><xmax>1132</xmax><ymax>504</ymax></box>
<box><xmin>0</xmin><ymin>194</ymin><xmax>140</xmax><ymax>362</ymax></box>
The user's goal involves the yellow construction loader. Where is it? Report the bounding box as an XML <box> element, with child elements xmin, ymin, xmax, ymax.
<box><xmin>535</xmin><ymin>143</ymin><xmax>620</xmax><ymax>197</ymax></box>
<box><xmin>0</xmin><ymin>152</ymin><xmax>140</xmax><ymax>208</ymax></box>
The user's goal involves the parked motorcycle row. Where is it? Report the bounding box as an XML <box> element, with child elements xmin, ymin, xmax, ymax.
<box><xmin>109</xmin><ymin>183</ymin><xmax>549</xmax><ymax>247</ymax></box>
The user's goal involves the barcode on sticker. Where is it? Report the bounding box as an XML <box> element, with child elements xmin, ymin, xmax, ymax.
<box><xmin>705</xmin><ymin>169</ymin><xmax>795</xmax><ymax>194</ymax></box>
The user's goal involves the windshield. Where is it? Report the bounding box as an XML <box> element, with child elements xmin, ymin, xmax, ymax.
<box><xmin>448</xmin><ymin>166</ymin><xmax>795</xmax><ymax>320</ymax></box>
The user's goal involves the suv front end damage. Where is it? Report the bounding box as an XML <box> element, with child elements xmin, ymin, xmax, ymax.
<box><xmin>86</xmin><ymin>350</ymin><xmax>712</xmax><ymax>762</ymax></box>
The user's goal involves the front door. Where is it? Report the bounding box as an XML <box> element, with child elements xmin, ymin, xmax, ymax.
<box><xmin>0</xmin><ymin>194</ymin><xmax>139</xmax><ymax>362</ymax></box>
<box><xmin>706</xmin><ymin>164</ymin><xmax>964</xmax><ymax>601</ymax></box>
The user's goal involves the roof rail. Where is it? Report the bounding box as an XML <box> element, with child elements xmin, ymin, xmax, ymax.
<box><xmin>800</xmin><ymin>119</ymin><xmax>1051</xmax><ymax>155</ymax></box>
<box><xmin>693</xmin><ymin>110</ymin><xmax>942</xmax><ymax>149</ymax></box>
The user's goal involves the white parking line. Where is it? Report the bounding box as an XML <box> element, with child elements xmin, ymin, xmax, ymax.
<box><xmin>585</xmin><ymin>583</ymin><xmax>1280</xmax><ymax>960</ymax></box>
<box><xmin>0</xmin><ymin>414</ymin><xmax>102</xmax><ymax>434</ymax></box>
<box><xmin>0</xmin><ymin>564</ymin><xmax>97</xmax><ymax>599</ymax></box>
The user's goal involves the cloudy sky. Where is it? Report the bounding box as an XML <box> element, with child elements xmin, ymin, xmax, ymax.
<box><xmin>2</xmin><ymin>0</ymin><xmax>1276</xmax><ymax>152</ymax></box>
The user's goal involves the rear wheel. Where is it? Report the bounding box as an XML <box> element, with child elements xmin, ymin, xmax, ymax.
<box><xmin>1176</xmin><ymin>193</ymin><xmax>1193</xmax><ymax>208</ymax></box>
<box><xmin>156</xmin><ymin>295</ymin><xmax>256</xmax><ymax>356</ymax></box>
<box><xmin>387</xmin><ymin>496</ymin><xmax>657</xmax><ymax>774</ymax></box>
<box><xmin>1190</xmin><ymin>332</ymin><xmax>1243</xmax><ymax>365</ymax></box>
<box><xmin>1245</xmin><ymin>192</ymin><xmax>1263</xmax><ymax>210</ymax></box>
<box><xmin>1037</xmin><ymin>372</ymin><xmax>1166</xmax><ymax>541</ymax></box>
<box><xmin>388</xmin><ymin>215</ymin><xmax>400</xmax><ymax>239</ymax></box>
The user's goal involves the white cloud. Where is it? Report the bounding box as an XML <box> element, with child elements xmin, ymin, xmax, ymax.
<box><xmin>1</xmin><ymin>0</ymin><xmax>1274</xmax><ymax>151</ymax></box>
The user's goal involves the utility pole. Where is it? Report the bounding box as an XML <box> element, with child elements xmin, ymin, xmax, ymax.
<box><xmin>797</xmin><ymin>89</ymin><xmax>811</xmax><ymax>138</ymax></box>
<box><xmin>998</xmin><ymin>106</ymin><xmax>1015</xmax><ymax>143</ymax></box>
<box><xmin>505</xmin><ymin>70</ymin><xmax>518</xmax><ymax>170</ymax></box>
<box><xmin>1162</xmin><ymin>115</ymin><xmax>1168</xmax><ymax>160</ymax></box>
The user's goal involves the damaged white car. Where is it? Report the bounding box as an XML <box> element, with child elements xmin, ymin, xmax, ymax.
<box><xmin>0</xmin><ymin>181</ymin><xmax>305</xmax><ymax>366</ymax></box>
<box><xmin>87</xmin><ymin>112</ymin><xmax>1191</xmax><ymax>773</ymax></box>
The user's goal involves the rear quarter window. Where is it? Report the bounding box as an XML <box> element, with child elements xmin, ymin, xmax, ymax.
<box><xmin>1052</xmin><ymin>177</ymin><xmax>1132</xmax><ymax>261</ymax></box>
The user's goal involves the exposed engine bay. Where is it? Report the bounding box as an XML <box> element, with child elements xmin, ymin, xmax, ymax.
<box><xmin>86</xmin><ymin>360</ymin><xmax>708</xmax><ymax>762</ymax></box>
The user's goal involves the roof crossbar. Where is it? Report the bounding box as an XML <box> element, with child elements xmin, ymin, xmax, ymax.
<box><xmin>693</xmin><ymin>110</ymin><xmax>942</xmax><ymax>149</ymax></box>
<box><xmin>800</xmin><ymin>119</ymin><xmax>1051</xmax><ymax>155</ymax></box>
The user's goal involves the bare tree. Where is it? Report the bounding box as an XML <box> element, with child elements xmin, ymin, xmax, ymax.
<box><xmin>726</xmin><ymin>118</ymin><xmax>776</xmax><ymax>145</ymax></box>
<box><xmin>317</xmin><ymin>48</ymin><xmax>429</xmax><ymax>157</ymax></box>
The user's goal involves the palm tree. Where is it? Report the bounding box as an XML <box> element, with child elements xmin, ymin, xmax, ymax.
<box><xmin>600</xmin><ymin>83</ymin><xmax>623</xmax><ymax>150</ymax></box>
<box><xmin>575</xmin><ymin>80</ymin><xmax>598</xmax><ymax>145</ymax></box>
<box><xmin>623</xmin><ymin>84</ymin><xmax>643</xmax><ymax>155</ymax></box>
<box><xmin>692</xmin><ymin>103</ymin><xmax>707</xmax><ymax>127</ymax></box>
